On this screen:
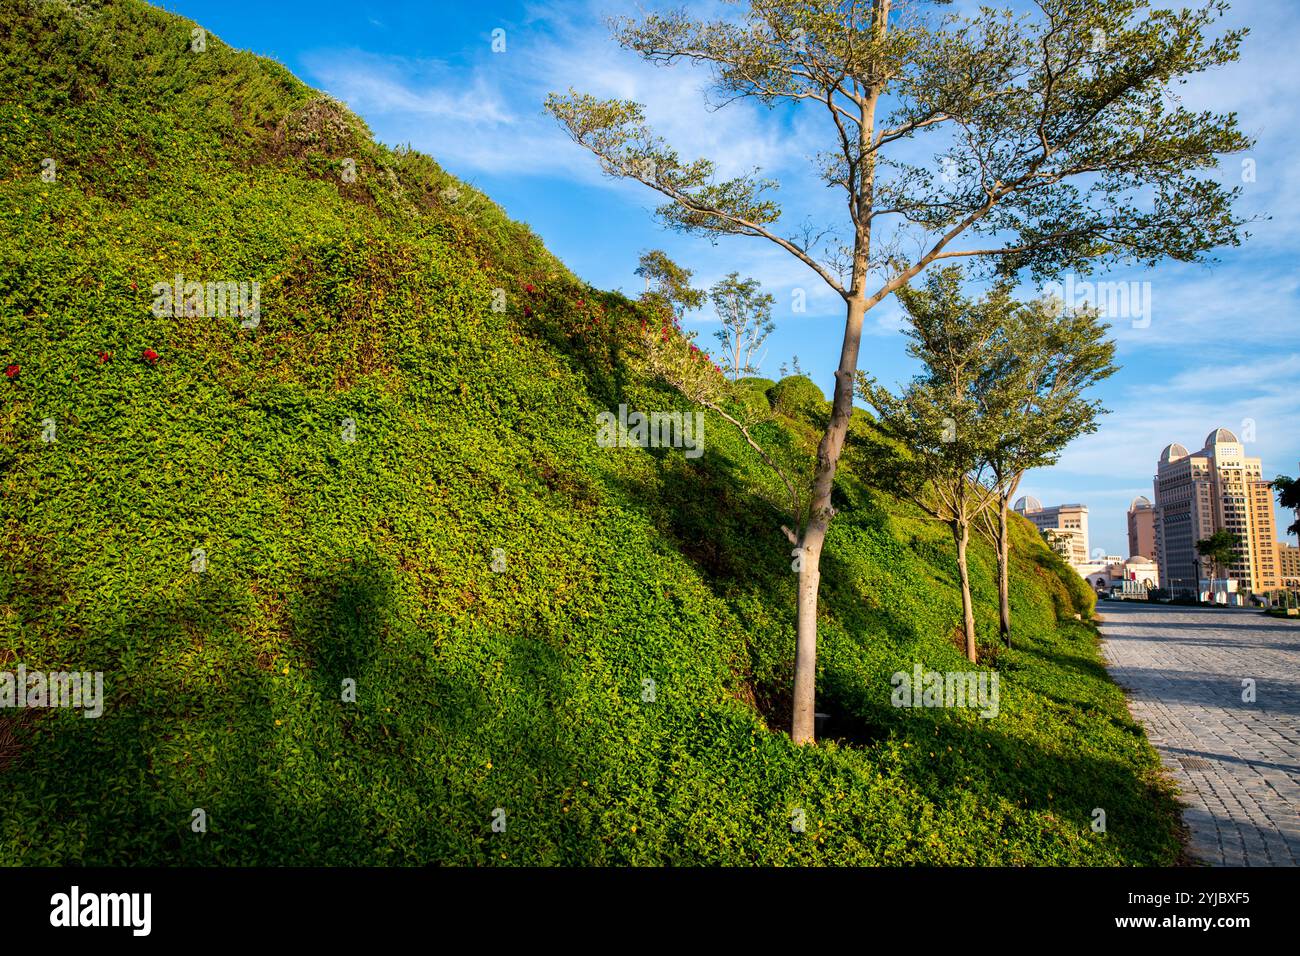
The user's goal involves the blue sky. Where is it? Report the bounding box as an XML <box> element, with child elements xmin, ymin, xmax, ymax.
<box><xmin>161</xmin><ymin>0</ymin><xmax>1299</xmax><ymax>557</ymax></box>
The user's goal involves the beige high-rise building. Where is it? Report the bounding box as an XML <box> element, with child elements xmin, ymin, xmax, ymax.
<box><xmin>1152</xmin><ymin>427</ymin><xmax>1279</xmax><ymax>594</ymax></box>
<box><xmin>1278</xmin><ymin>543</ymin><xmax>1300</xmax><ymax>588</ymax></box>
<box><xmin>1127</xmin><ymin>495</ymin><xmax>1156</xmax><ymax>560</ymax></box>
<box><xmin>1014</xmin><ymin>496</ymin><xmax>1090</xmax><ymax>567</ymax></box>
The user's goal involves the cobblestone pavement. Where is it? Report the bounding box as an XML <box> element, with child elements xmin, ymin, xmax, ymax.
<box><xmin>1101</xmin><ymin>602</ymin><xmax>1300</xmax><ymax>866</ymax></box>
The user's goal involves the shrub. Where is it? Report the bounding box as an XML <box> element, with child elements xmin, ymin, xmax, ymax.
<box><xmin>766</xmin><ymin>375</ymin><xmax>829</xmax><ymax>428</ymax></box>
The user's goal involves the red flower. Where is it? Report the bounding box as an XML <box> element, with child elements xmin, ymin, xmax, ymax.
<box><xmin>4</xmin><ymin>364</ymin><xmax>18</xmax><ymax>379</ymax></box>
<box><xmin>576</xmin><ymin>299</ymin><xmax>585</xmax><ymax>308</ymax></box>
<box><xmin>524</xmin><ymin>283</ymin><xmax>535</xmax><ymax>294</ymax></box>
<box><xmin>142</xmin><ymin>349</ymin><xmax>159</xmax><ymax>365</ymax></box>
<box><xmin>98</xmin><ymin>351</ymin><xmax>112</xmax><ymax>363</ymax></box>
<box><xmin>524</xmin><ymin>306</ymin><xmax>532</xmax><ymax>317</ymax></box>
<box><xmin>129</xmin><ymin>281</ymin><xmax>137</xmax><ymax>291</ymax></box>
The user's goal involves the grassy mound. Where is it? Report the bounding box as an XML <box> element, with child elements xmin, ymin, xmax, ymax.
<box><xmin>0</xmin><ymin>0</ymin><xmax>1180</xmax><ymax>865</ymax></box>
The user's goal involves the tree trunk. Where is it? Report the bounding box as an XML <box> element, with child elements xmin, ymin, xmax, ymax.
<box><xmin>996</xmin><ymin>475</ymin><xmax>1021</xmax><ymax>648</ymax></box>
<box><xmin>997</xmin><ymin>502</ymin><xmax>1011</xmax><ymax>647</ymax></box>
<box><xmin>954</xmin><ymin>520</ymin><xmax>977</xmax><ymax>663</ymax></box>
<box><xmin>791</xmin><ymin>539</ymin><xmax>822</xmax><ymax>743</ymax></box>
<box><xmin>790</xmin><ymin>15</ymin><xmax>883</xmax><ymax>743</ymax></box>
<box><xmin>789</xmin><ymin>293</ymin><xmax>868</xmax><ymax>744</ymax></box>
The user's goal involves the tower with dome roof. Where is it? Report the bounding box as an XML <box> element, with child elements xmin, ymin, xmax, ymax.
<box><xmin>1151</xmin><ymin>427</ymin><xmax>1279</xmax><ymax>598</ymax></box>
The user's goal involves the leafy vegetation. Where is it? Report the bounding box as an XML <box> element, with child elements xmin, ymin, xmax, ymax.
<box><xmin>0</xmin><ymin>0</ymin><xmax>1180</xmax><ymax>865</ymax></box>
<box><xmin>547</xmin><ymin>0</ymin><xmax>1251</xmax><ymax>742</ymax></box>
<box><xmin>1196</xmin><ymin>529</ymin><xmax>1243</xmax><ymax>582</ymax></box>
<box><xmin>1272</xmin><ymin>475</ymin><xmax>1299</xmax><ymax>539</ymax></box>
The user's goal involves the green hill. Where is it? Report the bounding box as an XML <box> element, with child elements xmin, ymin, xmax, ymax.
<box><xmin>0</xmin><ymin>0</ymin><xmax>1180</xmax><ymax>865</ymax></box>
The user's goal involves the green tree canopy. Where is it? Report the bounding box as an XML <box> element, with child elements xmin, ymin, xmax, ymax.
<box><xmin>1196</xmin><ymin>529</ymin><xmax>1241</xmax><ymax>581</ymax></box>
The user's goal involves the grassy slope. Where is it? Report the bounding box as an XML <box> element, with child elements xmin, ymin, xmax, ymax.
<box><xmin>0</xmin><ymin>0</ymin><xmax>1181</xmax><ymax>864</ymax></box>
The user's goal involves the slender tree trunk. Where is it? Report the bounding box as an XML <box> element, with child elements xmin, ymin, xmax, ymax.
<box><xmin>791</xmin><ymin>541</ymin><xmax>821</xmax><ymax>743</ymax></box>
<box><xmin>790</xmin><ymin>6</ymin><xmax>886</xmax><ymax>743</ymax></box>
<box><xmin>997</xmin><ymin>502</ymin><xmax>1011</xmax><ymax>647</ymax></box>
<box><xmin>954</xmin><ymin>520</ymin><xmax>977</xmax><ymax>663</ymax></box>
<box><xmin>790</xmin><ymin>292</ymin><xmax>868</xmax><ymax>744</ymax></box>
<box><xmin>995</xmin><ymin>475</ymin><xmax>1021</xmax><ymax>648</ymax></box>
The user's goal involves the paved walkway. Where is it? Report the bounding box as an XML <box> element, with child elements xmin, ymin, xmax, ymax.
<box><xmin>1101</xmin><ymin>602</ymin><xmax>1300</xmax><ymax>866</ymax></box>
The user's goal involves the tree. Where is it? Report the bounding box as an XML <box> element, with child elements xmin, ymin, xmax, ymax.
<box><xmin>1196</xmin><ymin>529</ymin><xmax>1241</xmax><ymax>583</ymax></box>
<box><xmin>711</xmin><ymin>273</ymin><xmax>775</xmax><ymax>381</ymax></box>
<box><xmin>858</xmin><ymin>268</ymin><xmax>1004</xmax><ymax>661</ymax></box>
<box><xmin>976</xmin><ymin>295</ymin><xmax>1116</xmax><ymax>646</ymax></box>
<box><xmin>635</xmin><ymin>249</ymin><xmax>705</xmax><ymax>331</ymax></box>
<box><xmin>548</xmin><ymin>0</ymin><xmax>1252</xmax><ymax>744</ymax></box>
<box><xmin>1273</xmin><ymin>475</ymin><xmax>1300</xmax><ymax>539</ymax></box>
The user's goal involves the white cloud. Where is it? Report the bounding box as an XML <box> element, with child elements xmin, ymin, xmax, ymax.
<box><xmin>303</xmin><ymin>51</ymin><xmax>514</xmax><ymax>124</ymax></box>
<box><xmin>300</xmin><ymin>0</ymin><xmax>822</xmax><ymax>191</ymax></box>
<box><xmin>1144</xmin><ymin>353</ymin><xmax>1300</xmax><ymax>396</ymax></box>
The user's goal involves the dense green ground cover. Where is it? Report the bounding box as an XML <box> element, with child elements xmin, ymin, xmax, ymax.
<box><xmin>0</xmin><ymin>0</ymin><xmax>1181</xmax><ymax>864</ymax></box>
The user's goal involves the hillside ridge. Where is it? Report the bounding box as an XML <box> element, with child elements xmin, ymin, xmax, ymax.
<box><xmin>0</xmin><ymin>0</ymin><xmax>1179</xmax><ymax>866</ymax></box>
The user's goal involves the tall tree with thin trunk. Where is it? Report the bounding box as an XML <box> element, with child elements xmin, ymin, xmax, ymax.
<box><xmin>858</xmin><ymin>268</ymin><xmax>1005</xmax><ymax>661</ymax></box>
<box><xmin>547</xmin><ymin>0</ymin><xmax>1252</xmax><ymax>743</ymax></box>
<box><xmin>976</xmin><ymin>295</ymin><xmax>1116</xmax><ymax>646</ymax></box>
<box><xmin>711</xmin><ymin>273</ymin><xmax>775</xmax><ymax>381</ymax></box>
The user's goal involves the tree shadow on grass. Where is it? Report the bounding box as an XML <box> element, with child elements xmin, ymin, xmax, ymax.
<box><xmin>293</xmin><ymin>554</ymin><xmax>390</xmax><ymax>704</ymax></box>
<box><xmin>891</xmin><ymin>710</ymin><xmax>1183</xmax><ymax>863</ymax></box>
<box><xmin>0</xmin><ymin>572</ymin><xmax>281</xmax><ymax>863</ymax></box>
<box><xmin>1</xmin><ymin>545</ymin><xmax>651</xmax><ymax>864</ymax></box>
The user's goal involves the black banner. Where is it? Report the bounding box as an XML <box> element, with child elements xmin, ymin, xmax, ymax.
<box><xmin>2</xmin><ymin>865</ymin><xmax>1287</xmax><ymax>941</ymax></box>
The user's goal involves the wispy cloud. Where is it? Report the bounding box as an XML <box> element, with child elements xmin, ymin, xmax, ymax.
<box><xmin>304</xmin><ymin>51</ymin><xmax>514</xmax><ymax>124</ymax></box>
<box><xmin>301</xmin><ymin>0</ymin><xmax>808</xmax><ymax>188</ymax></box>
<box><xmin>1145</xmin><ymin>353</ymin><xmax>1300</xmax><ymax>396</ymax></box>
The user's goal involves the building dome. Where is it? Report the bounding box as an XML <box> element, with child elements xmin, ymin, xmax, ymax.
<box><xmin>1014</xmin><ymin>495</ymin><xmax>1042</xmax><ymax>514</ymax></box>
<box><xmin>1159</xmin><ymin>442</ymin><xmax>1188</xmax><ymax>463</ymax></box>
<box><xmin>1128</xmin><ymin>555</ymin><xmax>1151</xmax><ymax>564</ymax></box>
<box><xmin>1205</xmin><ymin>427</ymin><xmax>1238</xmax><ymax>446</ymax></box>
<box><xmin>1129</xmin><ymin>495</ymin><xmax>1152</xmax><ymax>511</ymax></box>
